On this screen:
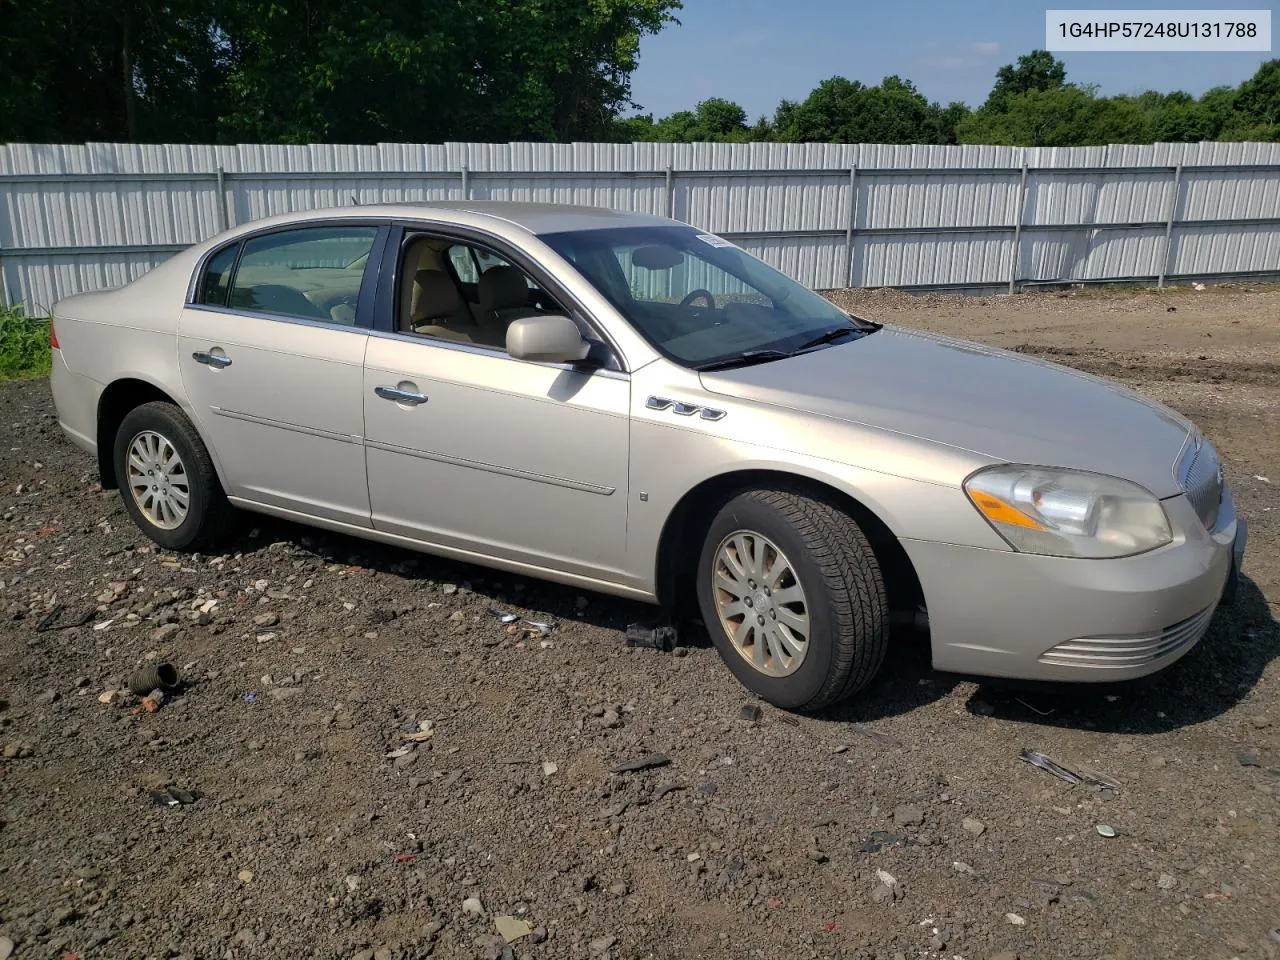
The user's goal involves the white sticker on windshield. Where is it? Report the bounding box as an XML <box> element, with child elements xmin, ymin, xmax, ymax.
<box><xmin>695</xmin><ymin>233</ymin><xmax>737</xmax><ymax>249</ymax></box>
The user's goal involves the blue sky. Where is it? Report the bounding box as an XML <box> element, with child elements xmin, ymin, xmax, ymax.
<box><xmin>628</xmin><ymin>0</ymin><xmax>1276</xmax><ymax>119</ymax></box>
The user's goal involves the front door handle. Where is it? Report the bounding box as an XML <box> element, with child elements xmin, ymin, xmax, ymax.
<box><xmin>192</xmin><ymin>350</ymin><xmax>232</xmax><ymax>369</ymax></box>
<box><xmin>374</xmin><ymin>385</ymin><xmax>428</xmax><ymax>405</ymax></box>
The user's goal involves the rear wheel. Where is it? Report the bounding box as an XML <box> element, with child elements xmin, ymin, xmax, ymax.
<box><xmin>695</xmin><ymin>488</ymin><xmax>888</xmax><ymax>711</ymax></box>
<box><xmin>113</xmin><ymin>401</ymin><xmax>235</xmax><ymax>551</ymax></box>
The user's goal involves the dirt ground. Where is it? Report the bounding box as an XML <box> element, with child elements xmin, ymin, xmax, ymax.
<box><xmin>1</xmin><ymin>284</ymin><xmax>1278</xmax><ymax>960</ymax></box>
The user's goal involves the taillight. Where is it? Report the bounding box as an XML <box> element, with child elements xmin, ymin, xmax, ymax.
<box><xmin>50</xmin><ymin>319</ymin><xmax>59</xmax><ymax>350</ymax></box>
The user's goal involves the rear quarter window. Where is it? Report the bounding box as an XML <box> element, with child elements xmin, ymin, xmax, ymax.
<box><xmin>198</xmin><ymin>244</ymin><xmax>240</xmax><ymax>307</ymax></box>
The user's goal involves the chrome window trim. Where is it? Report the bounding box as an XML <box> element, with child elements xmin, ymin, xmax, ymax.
<box><xmin>185</xmin><ymin>303</ymin><xmax>374</xmax><ymax>336</ymax></box>
<box><xmin>366</xmin><ymin>328</ymin><xmax>630</xmax><ymax>381</ymax></box>
<box><xmin>184</xmin><ymin>216</ymin><xmax>393</xmax><ymax>309</ymax></box>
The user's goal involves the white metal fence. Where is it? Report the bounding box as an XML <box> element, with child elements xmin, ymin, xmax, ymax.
<box><xmin>2</xmin><ymin>140</ymin><xmax>1280</xmax><ymax>313</ymax></box>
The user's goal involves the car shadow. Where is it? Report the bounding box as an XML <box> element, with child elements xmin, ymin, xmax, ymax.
<box><xmin>952</xmin><ymin>574</ymin><xmax>1278</xmax><ymax>734</ymax></box>
<box><xmin>232</xmin><ymin>515</ymin><xmax>658</xmax><ymax>634</ymax></box>
<box><xmin>223</xmin><ymin>520</ymin><xmax>1274</xmax><ymax>734</ymax></box>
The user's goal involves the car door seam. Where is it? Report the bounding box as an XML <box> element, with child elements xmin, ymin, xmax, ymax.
<box><xmin>365</xmin><ymin>439</ymin><xmax>615</xmax><ymax>495</ymax></box>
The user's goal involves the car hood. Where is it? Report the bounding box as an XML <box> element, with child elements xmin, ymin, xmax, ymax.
<box><xmin>698</xmin><ymin>325</ymin><xmax>1192</xmax><ymax>497</ymax></box>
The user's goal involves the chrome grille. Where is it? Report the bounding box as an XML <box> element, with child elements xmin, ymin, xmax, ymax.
<box><xmin>1039</xmin><ymin>604</ymin><xmax>1216</xmax><ymax>668</ymax></box>
<box><xmin>1177</xmin><ymin>436</ymin><xmax>1223</xmax><ymax>531</ymax></box>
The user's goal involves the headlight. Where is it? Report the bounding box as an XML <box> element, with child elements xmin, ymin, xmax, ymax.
<box><xmin>963</xmin><ymin>465</ymin><xmax>1172</xmax><ymax>558</ymax></box>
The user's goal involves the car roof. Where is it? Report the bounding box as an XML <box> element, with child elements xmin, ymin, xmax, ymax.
<box><xmin>240</xmin><ymin>201</ymin><xmax>677</xmax><ymax>237</ymax></box>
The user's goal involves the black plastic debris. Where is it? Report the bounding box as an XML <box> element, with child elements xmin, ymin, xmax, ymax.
<box><xmin>35</xmin><ymin>604</ymin><xmax>95</xmax><ymax>632</ymax></box>
<box><xmin>739</xmin><ymin>704</ymin><xmax>763</xmax><ymax>722</ymax></box>
<box><xmin>858</xmin><ymin>830</ymin><xmax>906</xmax><ymax>853</ymax></box>
<box><xmin>611</xmin><ymin>753</ymin><xmax>671</xmax><ymax>774</ymax></box>
<box><xmin>624</xmin><ymin>622</ymin><xmax>678</xmax><ymax>652</ymax></box>
<box><xmin>1020</xmin><ymin>749</ymin><xmax>1121</xmax><ymax>791</ymax></box>
<box><xmin>151</xmin><ymin>788</ymin><xmax>202</xmax><ymax>808</ymax></box>
<box><xmin>1020</xmin><ymin>749</ymin><xmax>1084</xmax><ymax>784</ymax></box>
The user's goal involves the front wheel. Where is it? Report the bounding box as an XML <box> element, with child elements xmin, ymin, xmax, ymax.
<box><xmin>113</xmin><ymin>401</ymin><xmax>236</xmax><ymax>551</ymax></box>
<box><xmin>695</xmin><ymin>488</ymin><xmax>889</xmax><ymax>712</ymax></box>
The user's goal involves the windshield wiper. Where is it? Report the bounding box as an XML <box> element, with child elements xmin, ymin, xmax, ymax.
<box><xmin>794</xmin><ymin>325</ymin><xmax>860</xmax><ymax>352</ymax></box>
<box><xmin>694</xmin><ymin>350</ymin><xmax>793</xmax><ymax>372</ymax></box>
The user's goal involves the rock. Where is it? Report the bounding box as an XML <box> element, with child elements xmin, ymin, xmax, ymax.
<box><xmin>1158</xmin><ymin>873</ymin><xmax>1178</xmax><ymax>890</ymax></box>
<box><xmin>268</xmin><ymin>686</ymin><xmax>303</xmax><ymax>700</ymax></box>
<box><xmin>1238</xmin><ymin>750</ymin><xmax>1261</xmax><ymax>767</ymax></box>
<box><xmin>893</xmin><ymin>804</ymin><xmax>925</xmax><ymax>827</ymax></box>
<box><xmin>608</xmin><ymin>880</ymin><xmax>629</xmax><ymax>897</ymax></box>
<box><xmin>0</xmin><ymin>936</ymin><xmax>13</xmax><ymax>960</ymax></box>
<box><xmin>150</xmin><ymin>623</ymin><xmax>181</xmax><ymax>641</ymax></box>
<box><xmin>806</xmin><ymin>848</ymin><xmax>828</xmax><ymax>863</ymax></box>
<box><xmin>494</xmin><ymin>915</ymin><xmax>534</xmax><ymax>942</ymax></box>
<box><xmin>373</xmin><ymin>950</ymin><xmax>392</xmax><ymax>960</ymax></box>
<box><xmin>1005</xmin><ymin>913</ymin><xmax>1026</xmax><ymax>926</ymax></box>
<box><xmin>531</xmin><ymin>927</ymin><xmax>548</xmax><ymax>944</ymax></box>
<box><xmin>953</xmin><ymin>861</ymin><xmax>975</xmax><ymax>875</ymax></box>
<box><xmin>51</xmin><ymin>905</ymin><xmax>77</xmax><ymax>926</ymax></box>
<box><xmin>871</xmin><ymin>883</ymin><xmax>894</xmax><ymax>903</ymax></box>
<box><xmin>253</xmin><ymin>611</ymin><xmax>279</xmax><ymax>627</ymax></box>
<box><xmin>237</xmin><ymin>870</ymin><xmax>253</xmax><ymax>884</ymax></box>
<box><xmin>962</xmin><ymin>817</ymin><xmax>986</xmax><ymax>837</ymax></box>
<box><xmin>462</xmin><ymin>896</ymin><xmax>485</xmax><ymax>918</ymax></box>
<box><xmin>589</xmin><ymin>935</ymin><xmax>616</xmax><ymax>955</ymax></box>
<box><xmin>600</xmin><ymin>709</ymin><xmax>621</xmax><ymax>728</ymax></box>
<box><xmin>541</xmin><ymin>761</ymin><xmax>558</xmax><ymax>776</ymax></box>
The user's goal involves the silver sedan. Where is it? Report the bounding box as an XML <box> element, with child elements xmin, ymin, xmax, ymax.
<box><xmin>48</xmin><ymin>202</ymin><xmax>1247</xmax><ymax>710</ymax></box>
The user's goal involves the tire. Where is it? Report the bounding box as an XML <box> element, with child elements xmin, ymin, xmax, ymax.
<box><xmin>112</xmin><ymin>400</ymin><xmax>236</xmax><ymax>551</ymax></box>
<box><xmin>695</xmin><ymin>487</ymin><xmax>888</xmax><ymax>712</ymax></box>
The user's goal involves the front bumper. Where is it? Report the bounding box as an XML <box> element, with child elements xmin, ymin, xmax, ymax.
<box><xmin>903</xmin><ymin>487</ymin><xmax>1244</xmax><ymax>683</ymax></box>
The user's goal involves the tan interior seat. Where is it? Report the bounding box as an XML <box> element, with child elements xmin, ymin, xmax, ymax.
<box><xmin>410</xmin><ymin>269</ymin><xmax>476</xmax><ymax>343</ymax></box>
<box><xmin>472</xmin><ymin>265</ymin><xmax>543</xmax><ymax>347</ymax></box>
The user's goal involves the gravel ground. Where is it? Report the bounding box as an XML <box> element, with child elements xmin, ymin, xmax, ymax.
<box><xmin>2</xmin><ymin>284</ymin><xmax>1278</xmax><ymax>960</ymax></box>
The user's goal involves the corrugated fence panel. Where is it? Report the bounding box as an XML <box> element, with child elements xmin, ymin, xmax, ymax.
<box><xmin>2</xmin><ymin>139</ymin><xmax>1280</xmax><ymax>312</ymax></box>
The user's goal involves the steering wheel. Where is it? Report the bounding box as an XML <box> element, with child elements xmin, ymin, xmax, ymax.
<box><xmin>679</xmin><ymin>289</ymin><xmax>715</xmax><ymax>311</ymax></box>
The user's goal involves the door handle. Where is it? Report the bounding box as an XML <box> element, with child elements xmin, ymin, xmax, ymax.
<box><xmin>192</xmin><ymin>350</ymin><xmax>232</xmax><ymax>369</ymax></box>
<box><xmin>374</xmin><ymin>385</ymin><xmax>428</xmax><ymax>405</ymax></box>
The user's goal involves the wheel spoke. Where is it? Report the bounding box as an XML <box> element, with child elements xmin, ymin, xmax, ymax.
<box><xmin>775</xmin><ymin>607</ymin><xmax>809</xmax><ymax>639</ymax></box>
<box><xmin>721</xmin><ymin>543</ymin><xmax>749</xmax><ymax>582</ymax></box>
<box><xmin>773</xmin><ymin>623</ymin><xmax>805</xmax><ymax>658</ymax></box>
<box><xmin>719</xmin><ymin>600</ymin><xmax>747</xmax><ymax>620</ymax></box>
<box><xmin>169</xmin><ymin>486</ymin><xmax>189</xmax><ymax>508</ymax></box>
<box><xmin>772</xmin><ymin>584</ymin><xmax>804</xmax><ymax>606</ymax></box>
<box><xmin>763</xmin><ymin>552</ymin><xmax>788</xmax><ymax>588</ymax></box>
<box><xmin>714</xmin><ymin>570</ymin><xmax>746</xmax><ymax>598</ymax></box>
<box><xmin>763</xmin><ymin>627</ymin><xmax>789</xmax><ymax>667</ymax></box>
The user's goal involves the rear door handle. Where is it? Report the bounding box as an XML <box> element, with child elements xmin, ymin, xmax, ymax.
<box><xmin>374</xmin><ymin>385</ymin><xmax>428</xmax><ymax>405</ymax></box>
<box><xmin>192</xmin><ymin>350</ymin><xmax>232</xmax><ymax>369</ymax></box>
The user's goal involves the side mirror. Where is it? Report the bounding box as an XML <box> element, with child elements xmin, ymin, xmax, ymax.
<box><xmin>505</xmin><ymin>314</ymin><xmax>591</xmax><ymax>364</ymax></box>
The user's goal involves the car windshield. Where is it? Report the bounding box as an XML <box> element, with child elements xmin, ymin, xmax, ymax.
<box><xmin>539</xmin><ymin>225</ymin><xmax>877</xmax><ymax>368</ymax></box>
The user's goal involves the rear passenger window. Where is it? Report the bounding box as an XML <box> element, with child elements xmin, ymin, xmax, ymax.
<box><xmin>224</xmin><ymin>226</ymin><xmax>378</xmax><ymax>325</ymax></box>
<box><xmin>199</xmin><ymin>244</ymin><xmax>240</xmax><ymax>306</ymax></box>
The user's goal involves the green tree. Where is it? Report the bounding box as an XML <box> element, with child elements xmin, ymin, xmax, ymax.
<box><xmin>1233</xmin><ymin>59</ymin><xmax>1280</xmax><ymax>127</ymax></box>
<box><xmin>773</xmin><ymin>76</ymin><xmax>960</xmax><ymax>144</ymax></box>
<box><xmin>958</xmin><ymin>84</ymin><xmax>1145</xmax><ymax>147</ymax></box>
<box><xmin>617</xmin><ymin>97</ymin><xmax>751</xmax><ymax>142</ymax></box>
<box><xmin>0</xmin><ymin>0</ymin><xmax>682</xmax><ymax>144</ymax></box>
<box><xmin>984</xmin><ymin>50</ymin><xmax>1068</xmax><ymax>110</ymax></box>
